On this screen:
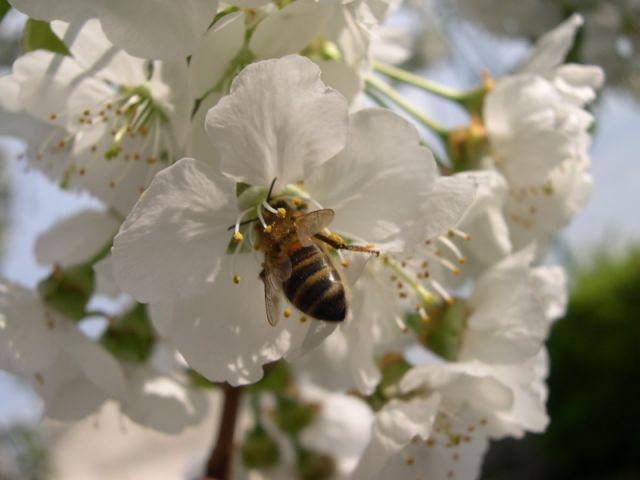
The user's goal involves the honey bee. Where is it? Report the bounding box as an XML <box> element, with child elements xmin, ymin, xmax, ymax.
<box><xmin>255</xmin><ymin>194</ymin><xmax>378</xmax><ymax>326</ymax></box>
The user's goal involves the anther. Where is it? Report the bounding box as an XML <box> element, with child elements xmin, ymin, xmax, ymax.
<box><xmin>232</xmin><ymin>274</ymin><xmax>241</xmax><ymax>284</ymax></box>
<box><xmin>284</xmin><ymin>308</ymin><xmax>292</xmax><ymax>318</ymax></box>
<box><xmin>49</xmin><ymin>113</ymin><xmax>58</xmax><ymax>121</ymax></box>
<box><xmin>276</xmin><ymin>207</ymin><xmax>286</xmax><ymax>218</ymax></box>
<box><xmin>293</xmin><ymin>197</ymin><xmax>302</xmax><ymax>207</ymax></box>
<box><xmin>263</xmin><ymin>224</ymin><xmax>273</xmax><ymax>234</ymax></box>
<box><xmin>233</xmin><ymin>232</ymin><xmax>244</xmax><ymax>242</ymax></box>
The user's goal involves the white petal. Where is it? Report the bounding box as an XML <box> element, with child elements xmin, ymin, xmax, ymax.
<box><xmin>190</xmin><ymin>12</ymin><xmax>245</xmax><ymax>99</ymax></box>
<box><xmin>112</xmin><ymin>158</ymin><xmax>238</xmax><ymax>303</ymax></box>
<box><xmin>371</xmin><ymin>413</ymin><xmax>490</xmax><ymax>480</ymax></box>
<box><xmin>14</xmin><ymin>0</ymin><xmax>217</xmax><ymax>59</ymax></box>
<box><xmin>423</xmin><ymin>173</ymin><xmax>477</xmax><ymax>241</ymax></box>
<box><xmin>486</xmin><ymin>75</ymin><xmax>593</xmax><ymax>184</ymax></box>
<box><xmin>0</xmin><ymin>281</ymin><xmax>60</xmax><ymax>377</ymax></box>
<box><xmin>458</xmin><ymin>171</ymin><xmax>512</xmax><ymax>269</ymax></box>
<box><xmin>306</xmin><ymin>108</ymin><xmax>436</xmax><ymax>253</ymax></box>
<box><xmin>121</xmin><ymin>366</ymin><xmax>209</xmax><ymax>434</ymax></box>
<box><xmin>35</xmin><ymin>209</ymin><xmax>120</xmax><ymax>268</ymax></box>
<box><xmin>352</xmin><ymin>395</ymin><xmax>440</xmax><ymax>479</ymax></box>
<box><xmin>316</xmin><ymin>59</ymin><xmax>362</xmax><ymax>104</ymax></box>
<box><xmin>530</xmin><ymin>265</ymin><xmax>567</xmax><ymax>323</ymax></box>
<box><xmin>51</xmin><ymin>19</ymin><xmax>147</xmax><ymax>86</ymax></box>
<box><xmin>155</xmin><ymin>253</ymin><xmax>336</xmax><ymax>386</ymax></box>
<box><xmin>205</xmin><ymin>55</ymin><xmax>348</xmax><ymax>187</ymax></box>
<box><xmin>299</xmin><ymin>386</ymin><xmax>374</xmax><ymax>476</ymax></box>
<box><xmin>93</xmin><ymin>255</ymin><xmax>121</xmax><ymax>298</ymax></box>
<box><xmin>400</xmin><ymin>363</ymin><xmax>514</xmax><ymax>425</ymax></box>
<box><xmin>250</xmin><ymin>0</ymin><xmax>335</xmax><ymax>59</ymax></box>
<box><xmin>59</xmin><ymin>326</ymin><xmax>128</xmax><ymax>403</ymax></box>
<box><xmin>461</xmin><ymin>247</ymin><xmax>548</xmax><ymax>363</ymax></box>
<box><xmin>519</xmin><ymin>14</ymin><xmax>583</xmax><ymax>75</ymax></box>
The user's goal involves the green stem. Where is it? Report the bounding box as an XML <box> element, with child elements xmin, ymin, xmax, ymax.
<box><xmin>374</xmin><ymin>62</ymin><xmax>467</xmax><ymax>101</ymax></box>
<box><xmin>366</xmin><ymin>75</ymin><xmax>448</xmax><ymax>139</ymax></box>
<box><xmin>374</xmin><ymin>62</ymin><xmax>488</xmax><ymax>115</ymax></box>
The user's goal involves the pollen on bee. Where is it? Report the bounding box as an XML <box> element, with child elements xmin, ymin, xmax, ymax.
<box><xmin>283</xmin><ymin>308</ymin><xmax>292</xmax><ymax>318</ymax></box>
<box><xmin>233</xmin><ymin>231</ymin><xmax>244</xmax><ymax>242</ymax></box>
<box><xmin>232</xmin><ymin>274</ymin><xmax>241</xmax><ymax>284</ymax></box>
<box><xmin>276</xmin><ymin>207</ymin><xmax>287</xmax><ymax>218</ymax></box>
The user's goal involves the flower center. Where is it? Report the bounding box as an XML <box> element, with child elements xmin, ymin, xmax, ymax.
<box><xmin>33</xmin><ymin>82</ymin><xmax>175</xmax><ymax>193</ymax></box>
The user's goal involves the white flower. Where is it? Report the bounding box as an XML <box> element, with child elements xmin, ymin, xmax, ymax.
<box><xmin>0</xmin><ymin>281</ymin><xmax>128</xmax><ymax>420</ymax></box>
<box><xmin>458</xmin><ymin>246</ymin><xmax>567</xmax><ymax>364</ymax></box>
<box><xmin>112</xmin><ymin>55</ymin><xmax>441</xmax><ymax>386</ymax></box>
<box><xmin>8</xmin><ymin>0</ymin><xmax>219</xmax><ymax>60</ymax></box>
<box><xmin>483</xmin><ymin>15</ymin><xmax>604</xmax><ymax>255</ymax></box>
<box><xmin>48</xmin><ymin>394</ymin><xmax>221</xmax><ymax>480</ymax></box>
<box><xmin>189</xmin><ymin>0</ymin><xmax>395</xmax><ymax>105</ymax></box>
<box><xmin>298</xmin><ymin>383</ymin><xmax>374</xmax><ymax>477</ymax></box>
<box><xmin>352</xmin><ymin>395</ymin><xmax>441</xmax><ymax>479</ymax></box>
<box><xmin>1</xmin><ymin>19</ymin><xmax>191</xmax><ymax>216</ymax></box>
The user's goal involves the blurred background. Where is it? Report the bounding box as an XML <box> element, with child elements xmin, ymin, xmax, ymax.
<box><xmin>1</xmin><ymin>0</ymin><xmax>639</xmax><ymax>478</ymax></box>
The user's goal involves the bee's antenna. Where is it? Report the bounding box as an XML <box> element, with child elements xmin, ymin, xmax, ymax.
<box><xmin>266</xmin><ymin>177</ymin><xmax>278</xmax><ymax>203</ymax></box>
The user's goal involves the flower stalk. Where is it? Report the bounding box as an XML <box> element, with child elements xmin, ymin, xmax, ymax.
<box><xmin>365</xmin><ymin>75</ymin><xmax>449</xmax><ymax>139</ymax></box>
<box><xmin>204</xmin><ymin>383</ymin><xmax>243</xmax><ymax>480</ymax></box>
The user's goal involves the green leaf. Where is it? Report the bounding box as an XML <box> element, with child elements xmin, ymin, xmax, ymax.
<box><xmin>100</xmin><ymin>304</ymin><xmax>155</xmax><ymax>363</ymax></box>
<box><xmin>37</xmin><ymin>264</ymin><xmax>95</xmax><ymax>321</ymax></box>
<box><xmin>241</xmin><ymin>424</ymin><xmax>280</xmax><ymax>468</ymax></box>
<box><xmin>0</xmin><ymin>0</ymin><xmax>11</xmax><ymax>22</ymax></box>
<box><xmin>22</xmin><ymin>19</ymin><xmax>70</xmax><ymax>55</ymax></box>
<box><xmin>246</xmin><ymin>360</ymin><xmax>290</xmax><ymax>394</ymax></box>
<box><xmin>296</xmin><ymin>447</ymin><xmax>335</xmax><ymax>480</ymax></box>
<box><xmin>273</xmin><ymin>395</ymin><xmax>318</xmax><ymax>435</ymax></box>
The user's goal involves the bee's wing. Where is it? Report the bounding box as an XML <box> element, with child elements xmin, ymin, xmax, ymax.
<box><xmin>296</xmin><ymin>209</ymin><xmax>334</xmax><ymax>241</ymax></box>
<box><xmin>264</xmin><ymin>255</ymin><xmax>292</xmax><ymax>327</ymax></box>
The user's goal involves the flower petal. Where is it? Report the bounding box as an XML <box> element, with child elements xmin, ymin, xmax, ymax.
<box><xmin>154</xmin><ymin>253</ymin><xmax>337</xmax><ymax>386</ymax></box>
<box><xmin>306</xmin><ymin>108</ymin><xmax>436</xmax><ymax>253</ymax></box>
<box><xmin>205</xmin><ymin>55</ymin><xmax>348</xmax><ymax>188</ymax></box>
<box><xmin>112</xmin><ymin>158</ymin><xmax>238</xmax><ymax>303</ymax></box>
<box><xmin>35</xmin><ymin>210</ymin><xmax>120</xmax><ymax>268</ymax></box>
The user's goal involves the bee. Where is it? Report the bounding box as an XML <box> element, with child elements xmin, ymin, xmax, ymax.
<box><xmin>255</xmin><ymin>190</ymin><xmax>378</xmax><ymax>326</ymax></box>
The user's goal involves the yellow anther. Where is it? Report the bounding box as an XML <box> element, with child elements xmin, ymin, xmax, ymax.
<box><xmin>233</xmin><ymin>232</ymin><xmax>244</xmax><ymax>242</ymax></box>
<box><xmin>293</xmin><ymin>197</ymin><xmax>302</xmax><ymax>206</ymax></box>
<box><xmin>263</xmin><ymin>224</ymin><xmax>273</xmax><ymax>234</ymax></box>
<box><xmin>283</xmin><ymin>308</ymin><xmax>292</xmax><ymax>318</ymax></box>
<box><xmin>232</xmin><ymin>274</ymin><xmax>241</xmax><ymax>284</ymax></box>
<box><xmin>49</xmin><ymin>113</ymin><xmax>57</xmax><ymax>121</ymax></box>
<box><xmin>341</xmin><ymin>259</ymin><xmax>350</xmax><ymax>268</ymax></box>
<box><xmin>276</xmin><ymin>207</ymin><xmax>287</xmax><ymax>218</ymax></box>
<box><xmin>299</xmin><ymin>315</ymin><xmax>307</xmax><ymax>323</ymax></box>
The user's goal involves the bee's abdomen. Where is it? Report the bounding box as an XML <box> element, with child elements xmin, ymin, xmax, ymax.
<box><xmin>283</xmin><ymin>245</ymin><xmax>347</xmax><ymax>322</ymax></box>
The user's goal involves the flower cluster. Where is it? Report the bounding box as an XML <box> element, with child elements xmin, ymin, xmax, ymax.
<box><xmin>0</xmin><ymin>2</ymin><xmax>602</xmax><ymax>479</ymax></box>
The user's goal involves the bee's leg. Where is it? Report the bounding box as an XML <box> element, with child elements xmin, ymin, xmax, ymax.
<box><xmin>314</xmin><ymin>232</ymin><xmax>380</xmax><ymax>256</ymax></box>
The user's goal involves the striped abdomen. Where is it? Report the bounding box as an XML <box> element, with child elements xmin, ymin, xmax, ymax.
<box><xmin>283</xmin><ymin>243</ymin><xmax>347</xmax><ymax>322</ymax></box>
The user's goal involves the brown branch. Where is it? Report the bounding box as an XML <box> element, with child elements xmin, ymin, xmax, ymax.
<box><xmin>204</xmin><ymin>383</ymin><xmax>243</xmax><ymax>480</ymax></box>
